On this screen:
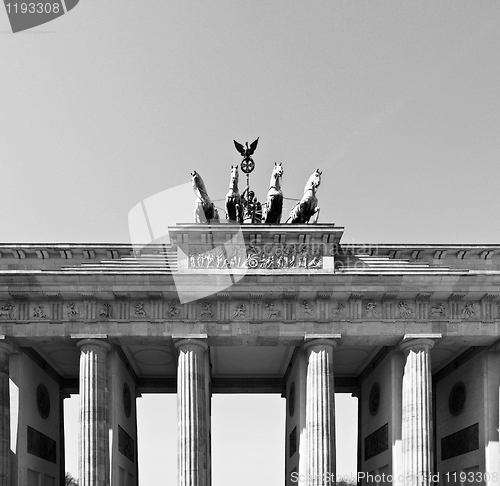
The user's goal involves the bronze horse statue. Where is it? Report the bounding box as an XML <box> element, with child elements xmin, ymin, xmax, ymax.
<box><xmin>262</xmin><ymin>163</ymin><xmax>284</xmax><ymax>223</ymax></box>
<box><xmin>286</xmin><ymin>169</ymin><xmax>322</xmax><ymax>224</ymax></box>
<box><xmin>191</xmin><ymin>171</ymin><xmax>220</xmax><ymax>223</ymax></box>
<box><xmin>225</xmin><ymin>165</ymin><xmax>243</xmax><ymax>223</ymax></box>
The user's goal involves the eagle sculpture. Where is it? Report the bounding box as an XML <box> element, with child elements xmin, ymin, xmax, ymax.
<box><xmin>233</xmin><ymin>138</ymin><xmax>259</xmax><ymax>160</ymax></box>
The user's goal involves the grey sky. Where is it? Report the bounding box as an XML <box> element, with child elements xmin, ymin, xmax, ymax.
<box><xmin>2</xmin><ymin>1</ymin><xmax>499</xmax><ymax>483</ymax></box>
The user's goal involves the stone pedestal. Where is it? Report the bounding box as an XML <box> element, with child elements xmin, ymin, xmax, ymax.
<box><xmin>0</xmin><ymin>342</ymin><xmax>13</xmax><ymax>486</ymax></box>
<box><xmin>400</xmin><ymin>338</ymin><xmax>435</xmax><ymax>486</ymax></box>
<box><xmin>304</xmin><ymin>338</ymin><xmax>337</xmax><ymax>486</ymax></box>
<box><xmin>77</xmin><ymin>339</ymin><xmax>111</xmax><ymax>486</ymax></box>
<box><xmin>174</xmin><ymin>338</ymin><xmax>211</xmax><ymax>486</ymax></box>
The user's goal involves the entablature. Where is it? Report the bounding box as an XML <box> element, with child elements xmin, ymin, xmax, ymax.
<box><xmin>0</xmin><ymin>289</ymin><xmax>500</xmax><ymax>324</ymax></box>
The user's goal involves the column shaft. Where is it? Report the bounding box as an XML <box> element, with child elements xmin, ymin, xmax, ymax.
<box><xmin>77</xmin><ymin>339</ymin><xmax>111</xmax><ymax>486</ymax></box>
<box><xmin>304</xmin><ymin>339</ymin><xmax>337</xmax><ymax>486</ymax></box>
<box><xmin>400</xmin><ymin>339</ymin><xmax>434</xmax><ymax>486</ymax></box>
<box><xmin>175</xmin><ymin>339</ymin><xmax>210</xmax><ymax>486</ymax></box>
<box><xmin>0</xmin><ymin>343</ymin><xmax>13</xmax><ymax>486</ymax></box>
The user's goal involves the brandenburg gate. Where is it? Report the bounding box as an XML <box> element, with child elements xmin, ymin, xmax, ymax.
<box><xmin>1</xmin><ymin>221</ymin><xmax>500</xmax><ymax>485</ymax></box>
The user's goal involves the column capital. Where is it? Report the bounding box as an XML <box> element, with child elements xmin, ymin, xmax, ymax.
<box><xmin>399</xmin><ymin>334</ymin><xmax>441</xmax><ymax>353</ymax></box>
<box><xmin>76</xmin><ymin>338</ymin><xmax>111</xmax><ymax>352</ymax></box>
<box><xmin>0</xmin><ymin>341</ymin><xmax>14</xmax><ymax>355</ymax></box>
<box><xmin>173</xmin><ymin>336</ymin><xmax>208</xmax><ymax>352</ymax></box>
<box><xmin>303</xmin><ymin>334</ymin><xmax>340</xmax><ymax>351</ymax></box>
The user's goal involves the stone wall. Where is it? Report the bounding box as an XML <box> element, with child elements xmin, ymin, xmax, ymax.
<box><xmin>9</xmin><ymin>351</ymin><xmax>61</xmax><ymax>486</ymax></box>
<box><xmin>435</xmin><ymin>350</ymin><xmax>499</xmax><ymax>485</ymax></box>
<box><xmin>359</xmin><ymin>350</ymin><xmax>404</xmax><ymax>486</ymax></box>
<box><xmin>108</xmin><ymin>349</ymin><xmax>138</xmax><ymax>486</ymax></box>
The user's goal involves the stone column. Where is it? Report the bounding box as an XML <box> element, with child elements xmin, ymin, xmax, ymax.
<box><xmin>174</xmin><ymin>338</ymin><xmax>210</xmax><ymax>486</ymax></box>
<box><xmin>400</xmin><ymin>338</ymin><xmax>435</xmax><ymax>486</ymax></box>
<box><xmin>304</xmin><ymin>338</ymin><xmax>337</xmax><ymax>486</ymax></box>
<box><xmin>77</xmin><ymin>339</ymin><xmax>111</xmax><ymax>486</ymax></box>
<box><xmin>0</xmin><ymin>342</ymin><xmax>13</xmax><ymax>486</ymax></box>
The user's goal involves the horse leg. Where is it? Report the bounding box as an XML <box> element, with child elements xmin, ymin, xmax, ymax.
<box><xmin>236</xmin><ymin>202</ymin><xmax>243</xmax><ymax>223</ymax></box>
<box><xmin>311</xmin><ymin>207</ymin><xmax>320</xmax><ymax>224</ymax></box>
<box><xmin>261</xmin><ymin>203</ymin><xmax>267</xmax><ymax>223</ymax></box>
<box><xmin>285</xmin><ymin>201</ymin><xmax>299</xmax><ymax>223</ymax></box>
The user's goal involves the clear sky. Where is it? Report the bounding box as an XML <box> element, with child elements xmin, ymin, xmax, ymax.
<box><xmin>1</xmin><ymin>1</ymin><xmax>500</xmax><ymax>484</ymax></box>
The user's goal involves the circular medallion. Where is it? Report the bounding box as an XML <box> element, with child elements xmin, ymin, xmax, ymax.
<box><xmin>289</xmin><ymin>382</ymin><xmax>295</xmax><ymax>417</ymax></box>
<box><xmin>247</xmin><ymin>257</ymin><xmax>259</xmax><ymax>268</ymax></box>
<box><xmin>36</xmin><ymin>384</ymin><xmax>50</xmax><ymax>419</ymax></box>
<box><xmin>449</xmin><ymin>382</ymin><xmax>466</xmax><ymax>416</ymax></box>
<box><xmin>369</xmin><ymin>382</ymin><xmax>380</xmax><ymax>416</ymax></box>
<box><xmin>123</xmin><ymin>383</ymin><xmax>132</xmax><ymax>418</ymax></box>
<box><xmin>241</xmin><ymin>158</ymin><xmax>255</xmax><ymax>174</ymax></box>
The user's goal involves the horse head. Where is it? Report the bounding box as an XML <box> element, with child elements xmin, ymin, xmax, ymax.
<box><xmin>191</xmin><ymin>171</ymin><xmax>208</xmax><ymax>201</ymax></box>
<box><xmin>272</xmin><ymin>162</ymin><xmax>284</xmax><ymax>179</ymax></box>
<box><xmin>229</xmin><ymin>165</ymin><xmax>239</xmax><ymax>188</ymax></box>
<box><xmin>191</xmin><ymin>170</ymin><xmax>200</xmax><ymax>189</ymax></box>
<box><xmin>305</xmin><ymin>168</ymin><xmax>322</xmax><ymax>194</ymax></box>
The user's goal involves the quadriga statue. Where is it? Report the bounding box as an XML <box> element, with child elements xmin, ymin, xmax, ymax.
<box><xmin>286</xmin><ymin>169</ymin><xmax>321</xmax><ymax>224</ymax></box>
<box><xmin>261</xmin><ymin>162</ymin><xmax>283</xmax><ymax>224</ymax></box>
<box><xmin>225</xmin><ymin>165</ymin><xmax>243</xmax><ymax>223</ymax></box>
<box><xmin>191</xmin><ymin>171</ymin><xmax>220</xmax><ymax>223</ymax></box>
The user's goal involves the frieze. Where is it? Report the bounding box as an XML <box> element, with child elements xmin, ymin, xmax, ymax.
<box><xmin>332</xmin><ymin>302</ymin><xmax>347</xmax><ymax>319</ymax></box>
<box><xmin>233</xmin><ymin>303</ymin><xmax>247</xmax><ymax>319</ymax></box>
<box><xmin>366</xmin><ymin>302</ymin><xmax>379</xmax><ymax>318</ymax></box>
<box><xmin>461</xmin><ymin>302</ymin><xmax>479</xmax><ymax>319</ymax></box>
<box><xmin>301</xmin><ymin>301</ymin><xmax>314</xmax><ymax>317</ymax></box>
<box><xmin>187</xmin><ymin>243</ymin><xmax>325</xmax><ymax>270</ymax></box>
<box><xmin>398</xmin><ymin>302</ymin><xmax>413</xmax><ymax>318</ymax></box>
<box><xmin>0</xmin><ymin>303</ymin><xmax>14</xmax><ymax>319</ymax></box>
<box><xmin>265</xmin><ymin>302</ymin><xmax>281</xmax><ymax>319</ymax></box>
<box><xmin>200</xmin><ymin>302</ymin><xmax>214</xmax><ymax>319</ymax></box>
<box><xmin>33</xmin><ymin>305</ymin><xmax>47</xmax><ymax>319</ymax></box>
<box><xmin>100</xmin><ymin>303</ymin><xmax>113</xmax><ymax>319</ymax></box>
<box><xmin>0</xmin><ymin>298</ymin><xmax>495</xmax><ymax>322</ymax></box>
<box><xmin>166</xmin><ymin>302</ymin><xmax>182</xmax><ymax>319</ymax></box>
<box><xmin>134</xmin><ymin>302</ymin><xmax>147</xmax><ymax>318</ymax></box>
<box><xmin>430</xmin><ymin>302</ymin><xmax>446</xmax><ymax>317</ymax></box>
<box><xmin>67</xmin><ymin>302</ymin><xmax>79</xmax><ymax>318</ymax></box>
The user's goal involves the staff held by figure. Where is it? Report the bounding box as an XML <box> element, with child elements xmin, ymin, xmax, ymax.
<box><xmin>233</xmin><ymin>137</ymin><xmax>262</xmax><ymax>223</ymax></box>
